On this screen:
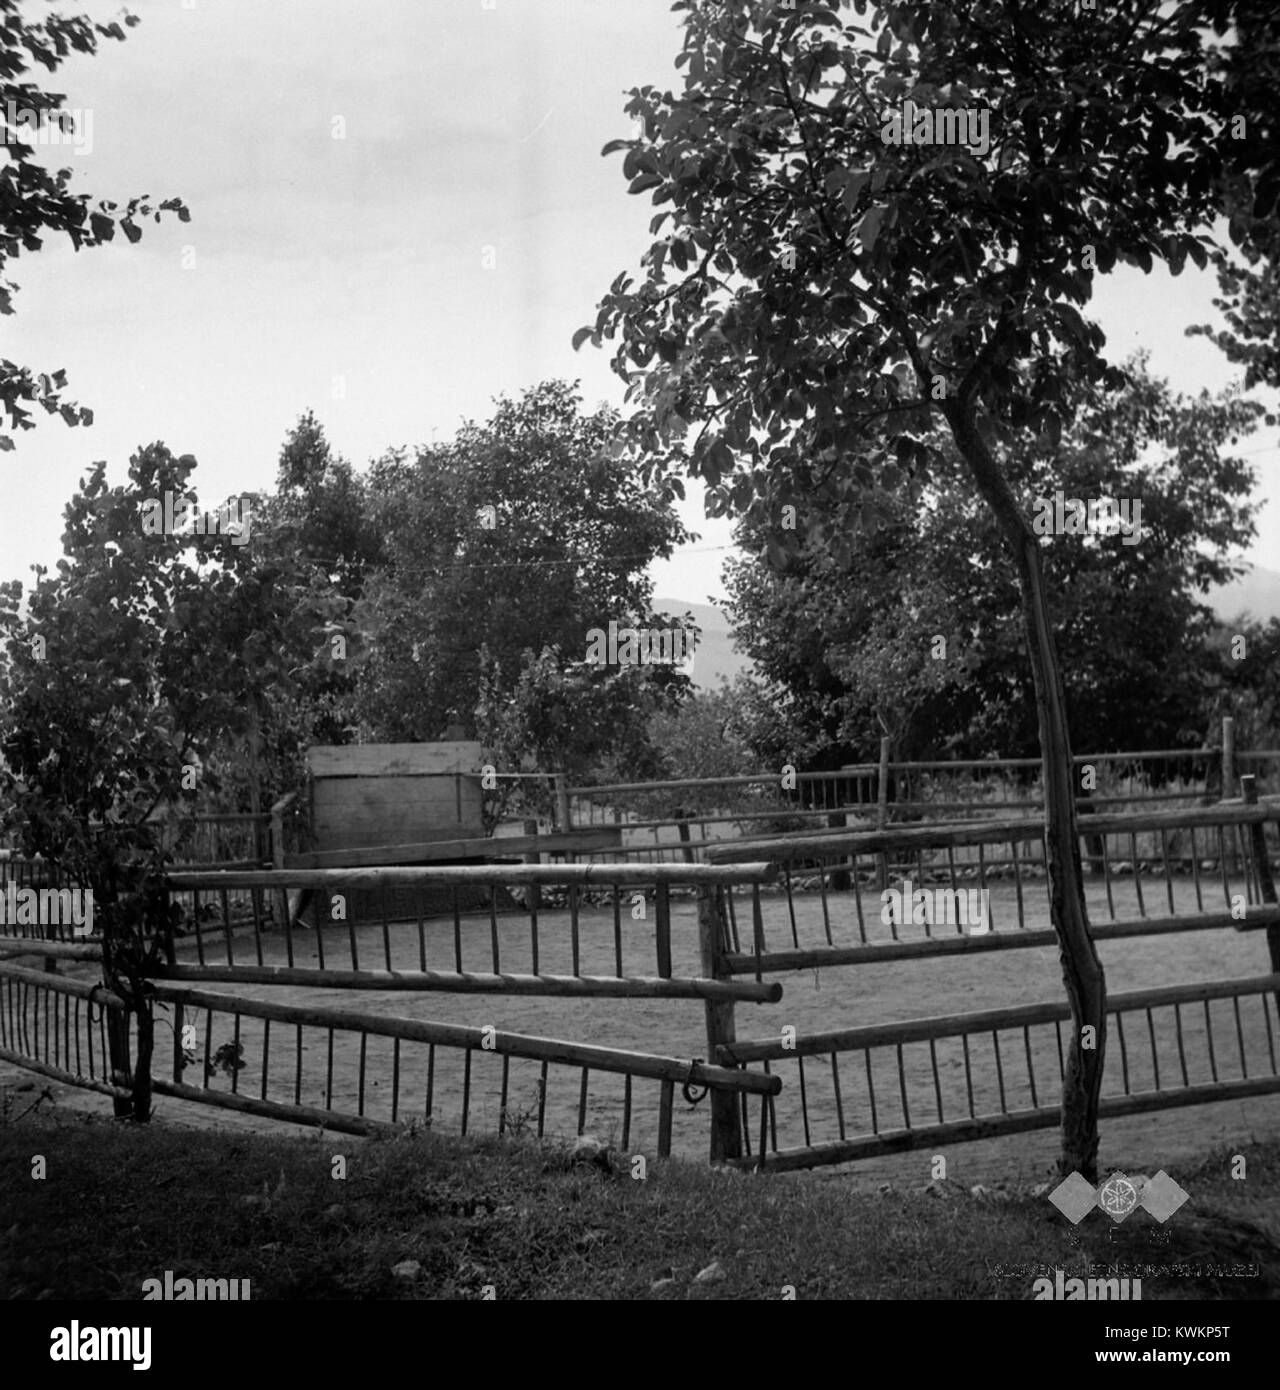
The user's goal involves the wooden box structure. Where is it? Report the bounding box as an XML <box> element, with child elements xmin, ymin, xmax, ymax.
<box><xmin>285</xmin><ymin>743</ymin><xmax>622</xmax><ymax>872</ymax></box>
<box><xmin>307</xmin><ymin>742</ymin><xmax>483</xmax><ymax>856</ymax></box>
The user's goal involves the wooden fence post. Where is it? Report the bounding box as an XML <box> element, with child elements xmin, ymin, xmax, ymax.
<box><xmin>655</xmin><ymin>882</ymin><xmax>672</xmax><ymax>978</ymax></box>
<box><xmin>698</xmin><ymin>883</ymin><xmax>743</xmax><ymax>1162</ymax></box>
<box><xmin>1223</xmin><ymin>716</ymin><xmax>1236</xmax><ymax>799</ymax></box>
<box><xmin>1241</xmin><ymin>776</ymin><xmax>1280</xmax><ymax>1024</ymax></box>
<box><xmin>676</xmin><ymin>810</ymin><xmax>695</xmax><ymax>865</ymax></box>
<box><xmin>554</xmin><ymin>776</ymin><xmax>571</xmax><ymax>834</ymax></box>
<box><xmin>173</xmin><ymin>1000</ymin><xmax>185</xmax><ymax>1084</ymax></box>
<box><xmin>522</xmin><ymin>818</ymin><xmax>542</xmax><ymax>910</ymax></box>
<box><xmin>270</xmin><ymin>792</ymin><xmax>296</xmax><ymax>932</ymax></box>
<box><xmin>877</xmin><ymin>737</ymin><xmax>892</xmax><ymax>892</ymax></box>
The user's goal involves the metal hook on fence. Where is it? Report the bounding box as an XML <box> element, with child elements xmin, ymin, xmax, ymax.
<box><xmin>85</xmin><ymin>982</ymin><xmax>110</xmax><ymax>1024</ymax></box>
<box><xmin>682</xmin><ymin>1058</ymin><xmax>709</xmax><ymax>1106</ymax></box>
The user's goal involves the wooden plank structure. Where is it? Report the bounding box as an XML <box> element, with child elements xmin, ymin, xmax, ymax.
<box><xmin>302</xmin><ymin>742</ymin><xmax>484</xmax><ymax>859</ymax></box>
<box><xmin>286</xmin><ymin>742</ymin><xmax>620</xmax><ymax>872</ymax></box>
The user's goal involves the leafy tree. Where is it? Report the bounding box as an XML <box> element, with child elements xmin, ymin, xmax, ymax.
<box><xmin>0</xmin><ymin>446</ymin><xmax>354</xmax><ymax>1116</ymax></box>
<box><xmin>726</xmin><ymin>362</ymin><xmax>1261</xmax><ymax>763</ymax></box>
<box><xmin>1203</xmin><ymin>616</ymin><xmax>1280</xmax><ymax>753</ymax></box>
<box><xmin>268</xmin><ymin>410</ymin><xmax>386</xmax><ymax>596</ymax></box>
<box><xmin>354</xmin><ymin>380</ymin><xmax>692</xmax><ymax>742</ymax></box>
<box><xmin>580</xmin><ymin>0</ymin><xmax>1252</xmax><ymax>1178</ymax></box>
<box><xmin>232</xmin><ymin>411</ymin><xmax>383</xmax><ymax>774</ymax></box>
<box><xmin>475</xmin><ymin>644</ymin><xmax>688</xmax><ymax>828</ymax></box>
<box><xmin>649</xmin><ymin>684</ymin><xmax>759</xmax><ymax>783</ymax></box>
<box><xmin>1188</xmin><ymin>0</ymin><xmax>1280</xmax><ymax>391</ymax></box>
<box><xmin>0</xmin><ymin>2</ymin><xmax>188</xmax><ymax>452</ymax></box>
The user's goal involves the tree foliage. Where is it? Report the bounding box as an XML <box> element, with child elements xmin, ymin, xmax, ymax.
<box><xmin>726</xmin><ymin>361</ymin><xmax>1262</xmax><ymax>761</ymax></box>
<box><xmin>579</xmin><ymin>0</ymin><xmax>1259</xmax><ymax>1180</ymax></box>
<box><xmin>353</xmin><ymin>381</ymin><xmax>692</xmax><ymax>742</ymax></box>
<box><xmin>0</xmin><ymin>1</ymin><xmax>188</xmax><ymax>453</ymax></box>
<box><xmin>0</xmin><ymin>445</ymin><xmax>355</xmax><ymax>992</ymax></box>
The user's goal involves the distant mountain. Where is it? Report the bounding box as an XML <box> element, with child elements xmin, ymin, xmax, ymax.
<box><xmin>652</xmin><ymin>597</ymin><xmax>750</xmax><ymax>690</ymax></box>
<box><xmin>1208</xmin><ymin>565</ymin><xmax>1280</xmax><ymax>625</ymax></box>
<box><xmin>654</xmin><ymin>564</ymin><xmax>1280</xmax><ymax>693</ymax></box>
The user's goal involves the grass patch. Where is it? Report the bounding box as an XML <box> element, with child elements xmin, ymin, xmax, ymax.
<box><xmin>1</xmin><ymin>1099</ymin><xmax>1278</xmax><ymax>1299</ymax></box>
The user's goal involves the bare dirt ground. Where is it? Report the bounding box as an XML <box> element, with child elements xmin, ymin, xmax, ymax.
<box><xmin>5</xmin><ymin>871</ymin><xmax>1279</xmax><ymax>1191</ymax></box>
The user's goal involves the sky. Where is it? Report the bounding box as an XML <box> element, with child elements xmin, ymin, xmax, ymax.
<box><xmin>3</xmin><ymin>0</ymin><xmax>1278</xmax><ymax>611</ymax></box>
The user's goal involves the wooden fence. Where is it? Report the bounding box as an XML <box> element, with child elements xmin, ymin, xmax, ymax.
<box><xmin>0</xmin><ymin>862</ymin><xmax>780</xmax><ymax>1160</ymax></box>
<box><xmin>700</xmin><ymin>786</ymin><xmax>1280</xmax><ymax>1169</ymax></box>
<box><xmin>565</xmin><ymin>724</ymin><xmax>1251</xmax><ymax>865</ymax></box>
<box><xmin>3</xmin><ymin>791</ymin><xmax>1280</xmax><ymax>1170</ymax></box>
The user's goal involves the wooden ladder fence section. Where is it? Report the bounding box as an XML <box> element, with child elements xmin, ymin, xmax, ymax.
<box><xmin>0</xmin><ymin>862</ymin><xmax>780</xmax><ymax>1161</ymax></box>
<box><xmin>701</xmin><ymin>791</ymin><xmax>1280</xmax><ymax>1169</ymax></box>
<box><xmin>718</xmin><ymin>973</ymin><xmax>1280</xmax><ymax>1172</ymax></box>
<box><xmin>707</xmin><ymin>799</ymin><xmax>1280</xmax><ymax>975</ymax></box>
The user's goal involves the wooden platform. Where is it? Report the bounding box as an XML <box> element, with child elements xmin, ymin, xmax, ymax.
<box><xmin>282</xmin><ymin>826</ymin><xmax>622</xmax><ymax>871</ymax></box>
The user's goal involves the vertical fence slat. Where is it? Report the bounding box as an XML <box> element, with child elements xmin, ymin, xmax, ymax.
<box><xmin>658</xmin><ymin>1078</ymin><xmax>674</xmax><ymax>1157</ymax></box>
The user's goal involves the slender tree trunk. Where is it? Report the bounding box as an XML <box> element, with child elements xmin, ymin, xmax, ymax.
<box><xmin>96</xmin><ymin>882</ymin><xmax>134</xmax><ymax>1120</ymax></box>
<box><xmin>129</xmin><ymin>984</ymin><xmax>154</xmax><ymax>1124</ymax></box>
<box><xmin>946</xmin><ymin>404</ymin><xmax>1107</xmax><ymax>1182</ymax></box>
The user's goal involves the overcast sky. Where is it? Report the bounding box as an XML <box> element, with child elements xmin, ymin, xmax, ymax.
<box><xmin>4</xmin><ymin>0</ymin><xmax>1278</xmax><ymax>609</ymax></box>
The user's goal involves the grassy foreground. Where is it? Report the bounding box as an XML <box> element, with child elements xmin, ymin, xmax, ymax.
<box><xmin>2</xmin><ymin>1099</ymin><xmax>1278</xmax><ymax>1300</ymax></box>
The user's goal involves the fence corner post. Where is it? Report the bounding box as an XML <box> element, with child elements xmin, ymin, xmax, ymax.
<box><xmin>698</xmin><ymin>882</ymin><xmax>742</xmax><ymax>1164</ymax></box>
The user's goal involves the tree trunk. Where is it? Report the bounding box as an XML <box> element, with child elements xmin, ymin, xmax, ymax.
<box><xmin>130</xmin><ymin>985</ymin><xmax>154</xmax><ymax>1124</ymax></box>
<box><xmin>106</xmin><ymin>1007</ymin><xmax>134</xmax><ymax>1119</ymax></box>
<box><xmin>946</xmin><ymin>404</ymin><xmax>1107</xmax><ymax>1182</ymax></box>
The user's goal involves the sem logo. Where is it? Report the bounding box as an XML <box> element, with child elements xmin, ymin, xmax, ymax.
<box><xmin>1049</xmin><ymin>1170</ymin><xmax>1189</xmax><ymax>1224</ymax></box>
